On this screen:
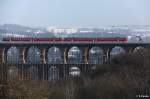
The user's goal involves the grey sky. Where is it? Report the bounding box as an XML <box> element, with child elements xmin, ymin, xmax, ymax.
<box><xmin>0</xmin><ymin>0</ymin><xmax>150</xmax><ymax>27</ymax></box>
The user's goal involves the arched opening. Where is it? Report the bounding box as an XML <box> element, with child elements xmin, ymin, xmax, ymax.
<box><xmin>88</xmin><ymin>47</ymin><xmax>103</xmax><ymax>64</ymax></box>
<box><xmin>133</xmin><ymin>46</ymin><xmax>144</xmax><ymax>52</ymax></box>
<box><xmin>28</xmin><ymin>66</ymin><xmax>38</xmax><ymax>80</ymax></box>
<box><xmin>110</xmin><ymin>46</ymin><xmax>125</xmax><ymax>59</ymax></box>
<box><xmin>8</xmin><ymin>66</ymin><xmax>19</xmax><ymax>80</ymax></box>
<box><xmin>48</xmin><ymin>66</ymin><xmax>59</xmax><ymax>81</ymax></box>
<box><xmin>6</xmin><ymin>47</ymin><xmax>19</xmax><ymax>64</ymax></box>
<box><xmin>47</xmin><ymin>47</ymin><xmax>62</xmax><ymax>64</ymax></box>
<box><xmin>26</xmin><ymin>46</ymin><xmax>41</xmax><ymax>64</ymax></box>
<box><xmin>69</xmin><ymin>67</ymin><xmax>81</xmax><ymax>77</ymax></box>
<box><xmin>68</xmin><ymin>47</ymin><xmax>82</xmax><ymax>64</ymax></box>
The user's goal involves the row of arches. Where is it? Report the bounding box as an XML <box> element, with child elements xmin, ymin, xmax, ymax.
<box><xmin>8</xmin><ymin>66</ymin><xmax>81</xmax><ymax>80</ymax></box>
<box><xmin>6</xmin><ymin>46</ymin><xmax>144</xmax><ymax>64</ymax></box>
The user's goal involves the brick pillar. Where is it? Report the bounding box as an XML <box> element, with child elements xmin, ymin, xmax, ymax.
<box><xmin>105</xmin><ymin>48</ymin><xmax>111</xmax><ymax>61</ymax></box>
<box><xmin>125</xmin><ymin>47</ymin><xmax>134</xmax><ymax>53</ymax></box>
<box><xmin>0</xmin><ymin>48</ymin><xmax>5</xmax><ymax>63</ymax></box>
<box><xmin>80</xmin><ymin>47</ymin><xmax>89</xmax><ymax>64</ymax></box>
<box><xmin>19</xmin><ymin>47</ymin><xmax>26</xmax><ymax>64</ymax></box>
<box><xmin>102</xmin><ymin>48</ymin><xmax>107</xmax><ymax>63</ymax></box>
<box><xmin>63</xmin><ymin>47</ymin><xmax>68</xmax><ymax>64</ymax></box>
<box><xmin>38</xmin><ymin>47</ymin><xmax>46</xmax><ymax>64</ymax></box>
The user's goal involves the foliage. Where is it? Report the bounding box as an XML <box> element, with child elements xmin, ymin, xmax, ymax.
<box><xmin>1</xmin><ymin>48</ymin><xmax>150</xmax><ymax>99</ymax></box>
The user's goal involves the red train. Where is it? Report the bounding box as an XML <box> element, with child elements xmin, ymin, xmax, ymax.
<box><xmin>2</xmin><ymin>37</ymin><xmax>128</xmax><ymax>43</ymax></box>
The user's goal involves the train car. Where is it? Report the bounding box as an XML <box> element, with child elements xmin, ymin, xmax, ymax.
<box><xmin>11</xmin><ymin>37</ymin><xmax>32</xmax><ymax>42</ymax></box>
<box><xmin>73</xmin><ymin>38</ymin><xmax>94</xmax><ymax>42</ymax></box>
<box><xmin>2</xmin><ymin>37</ymin><xmax>128</xmax><ymax>43</ymax></box>
<box><xmin>96</xmin><ymin>38</ymin><xmax>124</xmax><ymax>42</ymax></box>
<box><xmin>117</xmin><ymin>37</ymin><xmax>128</xmax><ymax>42</ymax></box>
<box><xmin>97</xmin><ymin>38</ymin><xmax>112</xmax><ymax>42</ymax></box>
<box><xmin>54</xmin><ymin>38</ymin><xmax>63</xmax><ymax>42</ymax></box>
<box><xmin>33</xmin><ymin>38</ymin><xmax>54</xmax><ymax>42</ymax></box>
<box><xmin>63</xmin><ymin>38</ymin><xmax>73</xmax><ymax>42</ymax></box>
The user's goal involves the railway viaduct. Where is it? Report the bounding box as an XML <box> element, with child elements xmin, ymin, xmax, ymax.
<box><xmin>0</xmin><ymin>42</ymin><xmax>150</xmax><ymax>80</ymax></box>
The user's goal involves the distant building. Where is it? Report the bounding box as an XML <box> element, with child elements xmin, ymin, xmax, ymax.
<box><xmin>47</xmin><ymin>27</ymin><xmax>78</xmax><ymax>34</ymax></box>
<box><xmin>77</xmin><ymin>28</ymin><xmax>94</xmax><ymax>33</ymax></box>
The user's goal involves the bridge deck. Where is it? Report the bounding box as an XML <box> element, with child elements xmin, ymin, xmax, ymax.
<box><xmin>0</xmin><ymin>42</ymin><xmax>149</xmax><ymax>47</ymax></box>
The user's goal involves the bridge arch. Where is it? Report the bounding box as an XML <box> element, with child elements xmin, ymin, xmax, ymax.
<box><xmin>68</xmin><ymin>46</ymin><xmax>82</xmax><ymax>64</ymax></box>
<box><xmin>48</xmin><ymin>66</ymin><xmax>59</xmax><ymax>80</ymax></box>
<box><xmin>133</xmin><ymin>46</ymin><xmax>145</xmax><ymax>53</ymax></box>
<box><xmin>69</xmin><ymin>66</ymin><xmax>81</xmax><ymax>77</ymax></box>
<box><xmin>47</xmin><ymin>47</ymin><xmax>63</xmax><ymax>64</ymax></box>
<box><xmin>26</xmin><ymin>46</ymin><xmax>41</xmax><ymax>64</ymax></box>
<box><xmin>8</xmin><ymin>66</ymin><xmax>19</xmax><ymax>80</ymax></box>
<box><xmin>6</xmin><ymin>46</ymin><xmax>20</xmax><ymax>64</ymax></box>
<box><xmin>88</xmin><ymin>47</ymin><xmax>103</xmax><ymax>64</ymax></box>
<box><xmin>110</xmin><ymin>46</ymin><xmax>125</xmax><ymax>59</ymax></box>
<box><xmin>28</xmin><ymin>66</ymin><xmax>39</xmax><ymax>80</ymax></box>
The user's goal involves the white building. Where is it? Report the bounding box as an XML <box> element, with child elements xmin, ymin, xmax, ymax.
<box><xmin>47</xmin><ymin>27</ymin><xmax>78</xmax><ymax>34</ymax></box>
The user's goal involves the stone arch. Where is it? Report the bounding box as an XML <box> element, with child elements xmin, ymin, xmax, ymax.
<box><xmin>133</xmin><ymin>46</ymin><xmax>145</xmax><ymax>53</ymax></box>
<box><xmin>69</xmin><ymin>66</ymin><xmax>81</xmax><ymax>77</ymax></box>
<box><xmin>6</xmin><ymin>46</ymin><xmax>20</xmax><ymax>64</ymax></box>
<box><xmin>28</xmin><ymin>66</ymin><xmax>38</xmax><ymax>80</ymax></box>
<box><xmin>110</xmin><ymin>46</ymin><xmax>125</xmax><ymax>59</ymax></box>
<box><xmin>26</xmin><ymin>46</ymin><xmax>41</xmax><ymax>64</ymax></box>
<box><xmin>47</xmin><ymin>47</ymin><xmax>63</xmax><ymax>64</ymax></box>
<box><xmin>68</xmin><ymin>46</ymin><xmax>82</xmax><ymax>64</ymax></box>
<box><xmin>88</xmin><ymin>47</ymin><xmax>103</xmax><ymax>64</ymax></box>
<box><xmin>48</xmin><ymin>66</ymin><xmax>59</xmax><ymax>80</ymax></box>
<box><xmin>8</xmin><ymin>66</ymin><xmax>19</xmax><ymax>80</ymax></box>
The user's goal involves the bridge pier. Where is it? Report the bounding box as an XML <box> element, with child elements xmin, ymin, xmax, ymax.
<box><xmin>0</xmin><ymin>48</ymin><xmax>5</xmax><ymax>64</ymax></box>
<box><xmin>103</xmin><ymin>48</ymin><xmax>110</xmax><ymax>63</ymax></box>
<box><xmin>106</xmin><ymin>48</ymin><xmax>112</xmax><ymax>61</ymax></box>
<box><xmin>126</xmin><ymin>48</ymin><xmax>133</xmax><ymax>53</ymax></box>
<box><xmin>80</xmin><ymin>47</ymin><xmax>89</xmax><ymax>64</ymax></box>
<box><xmin>19</xmin><ymin>47</ymin><xmax>26</xmax><ymax>64</ymax></box>
<box><xmin>63</xmin><ymin>47</ymin><xmax>68</xmax><ymax>64</ymax></box>
<box><xmin>125</xmin><ymin>47</ymin><xmax>135</xmax><ymax>53</ymax></box>
<box><xmin>38</xmin><ymin>47</ymin><xmax>47</xmax><ymax>64</ymax></box>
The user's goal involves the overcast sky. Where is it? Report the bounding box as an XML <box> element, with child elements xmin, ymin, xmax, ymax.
<box><xmin>0</xmin><ymin>0</ymin><xmax>150</xmax><ymax>27</ymax></box>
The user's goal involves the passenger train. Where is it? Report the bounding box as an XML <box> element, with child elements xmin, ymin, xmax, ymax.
<box><xmin>2</xmin><ymin>37</ymin><xmax>128</xmax><ymax>43</ymax></box>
